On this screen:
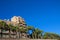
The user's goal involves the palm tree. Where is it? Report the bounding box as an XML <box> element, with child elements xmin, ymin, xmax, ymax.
<box><xmin>27</xmin><ymin>26</ymin><xmax>35</xmax><ymax>39</ymax></box>
<box><xmin>32</xmin><ymin>28</ymin><xmax>43</xmax><ymax>39</ymax></box>
<box><xmin>19</xmin><ymin>26</ymin><xmax>27</xmax><ymax>38</ymax></box>
<box><xmin>37</xmin><ymin>30</ymin><xmax>43</xmax><ymax>39</ymax></box>
<box><xmin>43</xmin><ymin>32</ymin><xmax>60</xmax><ymax>39</ymax></box>
<box><xmin>8</xmin><ymin>24</ymin><xmax>13</xmax><ymax>38</ymax></box>
<box><xmin>14</xmin><ymin>26</ymin><xmax>19</xmax><ymax>38</ymax></box>
<box><xmin>11</xmin><ymin>26</ymin><xmax>19</xmax><ymax>38</ymax></box>
<box><xmin>0</xmin><ymin>20</ymin><xmax>7</xmax><ymax>38</ymax></box>
<box><xmin>48</xmin><ymin>33</ymin><xmax>60</xmax><ymax>39</ymax></box>
<box><xmin>11</xmin><ymin>26</ymin><xmax>16</xmax><ymax>38</ymax></box>
<box><xmin>43</xmin><ymin>32</ymin><xmax>51</xmax><ymax>39</ymax></box>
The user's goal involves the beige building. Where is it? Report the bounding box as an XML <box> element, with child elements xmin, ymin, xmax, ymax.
<box><xmin>11</xmin><ymin>16</ymin><xmax>26</xmax><ymax>27</ymax></box>
<box><xmin>3</xmin><ymin>16</ymin><xmax>26</xmax><ymax>27</ymax></box>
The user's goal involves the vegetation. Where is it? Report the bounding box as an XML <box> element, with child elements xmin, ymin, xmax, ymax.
<box><xmin>0</xmin><ymin>20</ymin><xmax>60</xmax><ymax>40</ymax></box>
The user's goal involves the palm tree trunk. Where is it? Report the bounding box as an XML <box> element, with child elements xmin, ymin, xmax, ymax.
<box><xmin>16</xmin><ymin>30</ymin><xmax>19</xmax><ymax>39</ymax></box>
<box><xmin>1</xmin><ymin>28</ymin><xmax>3</xmax><ymax>38</ymax></box>
<box><xmin>35</xmin><ymin>34</ymin><xmax>36</xmax><ymax>39</ymax></box>
<box><xmin>20</xmin><ymin>32</ymin><xmax>22</xmax><ymax>38</ymax></box>
<box><xmin>16</xmin><ymin>31</ymin><xmax>17</xmax><ymax>38</ymax></box>
<box><xmin>16</xmin><ymin>31</ymin><xmax>19</xmax><ymax>40</ymax></box>
<box><xmin>38</xmin><ymin>34</ymin><xmax>39</xmax><ymax>39</ymax></box>
<box><xmin>9</xmin><ymin>29</ymin><xmax>11</xmax><ymax>38</ymax></box>
<box><xmin>32</xmin><ymin>34</ymin><xmax>34</xmax><ymax>39</ymax></box>
<box><xmin>41</xmin><ymin>34</ymin><xmax>42</xmax><ymax>39</ymax></box>
<box><xmin>19</xmin><ymin>32</ymin><xmax>20</xmax><ymax>38</ymax></box>
<box><xmin>21</xmin><ymin>32</ymin><xmax>23</xmax><ymax>38</ymax></box>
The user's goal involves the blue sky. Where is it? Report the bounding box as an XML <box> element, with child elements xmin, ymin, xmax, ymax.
<box><xmin>0</xmin><ymin>0</ymin><xmax>60</xmax><ymax>34</ymax></box>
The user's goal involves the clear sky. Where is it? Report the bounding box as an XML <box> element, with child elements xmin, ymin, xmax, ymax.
<box><xmin>0</xmin><ymin>0</ymin><xmax>60</xmax><ymax>34</ymax></box>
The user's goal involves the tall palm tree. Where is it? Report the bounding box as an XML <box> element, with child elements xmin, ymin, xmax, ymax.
<box><xmin>0</xmin><ymin>20</ymin><xmax>7</xmax><ymax>38</ymax></box>
<box><xmin>43</xmin><ymin>32</ymin><xmax>51</xmax><ymax>39</ymax></box>
<box><xmin>11</xmin><ymin>26</ymin><xmax>19</xmax><ymax>38</ymax></box>
<box><xmin>19</xmin><ymin>26</ymin><xmax>28</xmax><ymax>38</ymax></box>
<box><xmin>27</xmin><ymin>26</ymin><xmax>35</xmax><ymax>39</ymax></box>
<box><xmin>14</xmin><ymin>26</ymin><xmax>19</xmax><ymax>38</ymax></box>
<box><xmin>8</xmin><ymin>24</ymin><xmax>13</xmax><ymax>38</ymax></box>
<box><xmin>37</xmin><ymin>30</ymin><xmax>43</xmax><ymax>39</ymax></box>
<box><xmin>32</xmin><ymin>28</ymin><xmax>43</xmax><ymax>39</ymax></box>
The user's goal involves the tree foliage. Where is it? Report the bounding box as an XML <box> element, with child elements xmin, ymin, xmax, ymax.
<box><xmin>0</xmin><ymin>20</ymin><xmax>60</xmax><ymax>39</ymax></box>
